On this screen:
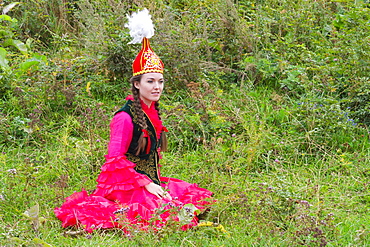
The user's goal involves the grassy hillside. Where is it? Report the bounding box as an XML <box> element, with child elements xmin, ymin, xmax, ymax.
<box><xmin>0</xmin><ymin>0</ymin><xmax>369</xmax><ymax>246</ymax></box>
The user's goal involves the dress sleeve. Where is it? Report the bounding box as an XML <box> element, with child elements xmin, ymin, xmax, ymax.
<box><xmin>106</xmin><ymin>111</ymin><xmax>134</xmax><ymax>158</ymax></box>
<box><xmin>94</xmin><ymin>112</ymin><xmax>152</xmax><ymax>196</ymax></box>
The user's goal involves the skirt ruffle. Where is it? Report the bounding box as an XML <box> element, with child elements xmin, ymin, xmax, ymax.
<box><xmin>93</xmin><ymin>156</ymin><xmax>152</xmax><ymax>199</ymax></box>
<box><xmin>54</xmin><ymin>190</ymin><xmax>119</xmax><ymax>232</ymax></box>
<box><xmin>55</xmin><ymin>169</ymin><xmax>214</xmax><ymax>233</ymax></box>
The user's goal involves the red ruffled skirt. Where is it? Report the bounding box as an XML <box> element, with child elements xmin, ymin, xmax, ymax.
<box><xmin>54</xmin><ymin>156</ymin><xmax>214</xmax><ymax>233</ymax></box>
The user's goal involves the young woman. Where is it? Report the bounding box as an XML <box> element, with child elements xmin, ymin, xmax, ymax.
<box><xmin>54</xmin><ymin>14</ymin><xmax>214</xmax><ymax>232</ymax></box>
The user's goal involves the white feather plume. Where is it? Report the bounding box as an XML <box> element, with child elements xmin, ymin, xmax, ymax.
<box><xmin>125</xmin><ymin>8</ymin><xmax>155</xmax><ymax>44</ymax></box>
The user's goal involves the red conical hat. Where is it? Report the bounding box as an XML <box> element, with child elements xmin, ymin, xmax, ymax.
<box><xmin>132</xmin><ymin>37</ymin><xmax>164</xmax><ymax>76</ymax></box>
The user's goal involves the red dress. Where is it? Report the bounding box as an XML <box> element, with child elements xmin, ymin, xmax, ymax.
<box><xmin>54</xmin><ymin>99</ymin><xmax>213</xmax><ymax>233</ymax></box>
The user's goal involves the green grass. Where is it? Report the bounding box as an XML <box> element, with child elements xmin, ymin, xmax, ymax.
<box><xmin>1</xmin><ymin>86</ymin><xmax>369</xmax><ymax>246</ymax></box>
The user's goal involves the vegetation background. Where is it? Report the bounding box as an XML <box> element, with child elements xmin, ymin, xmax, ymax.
<box><xmin>0</xmin><ymin>0</ymin><xmax>369</xmax><ymax>246</ymax></box>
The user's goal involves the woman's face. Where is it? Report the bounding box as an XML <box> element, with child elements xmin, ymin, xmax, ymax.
<box><xmin>134</xmin><ymin>73</ymin><xmax>164</xmax><ymax>106</ymax></box>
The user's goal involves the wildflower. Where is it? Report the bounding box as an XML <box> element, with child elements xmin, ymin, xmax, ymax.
<box><xmin>7</xmin><ymin>168</ymin><xmax>17</xmax><ymax>174</ymax></box>
<box><xmin>333</xmin><ymin>58</ymin><xmax>338</xmax><ymax>61</ymax></box>
<box><xmin>232</xmin><ymin>133</ymin><xmax>236</xmax><ymax>137</ymax></box>
<box><xmin>299</xmin><ymin>200</ymin><xmax>311</xmax><ymax>208</ymax></box>
<box><xmin>184</xmin><ymin>207</ymin><xmax>191</xmax><ymax>213</ymax></box>
<box><xmin>0</xmin><ymin>194</ymin><xmax>4</xmax><ymax>201</ymax></box>
<box><xmin>214</xmin><ymin>224</ymin><xmax>230</xmax><ymax>238</ymax></box>
<box><xmin>197</xmin><ymin>221</ymin><xmax>213</xmax><ymax>227</ymax></box>
<box><xmin>96</xmin><ymin>139</ymin><xmax>101</xmax><ymax>142</ymax></box>
<box><xmin>113</xmin><ymin>207</ymin><xmax>130</xmax><ymax>214</ymax></box>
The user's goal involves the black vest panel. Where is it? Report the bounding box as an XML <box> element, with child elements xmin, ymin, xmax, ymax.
<box><xmin>116</xmin><ymin>100</ymin><xmax>160</xmax><ymax>185</ymax></box>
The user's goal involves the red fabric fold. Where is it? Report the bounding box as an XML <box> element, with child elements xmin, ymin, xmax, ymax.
<box><xmin>93</xmin><ymin>156</ymin><xmax>152</xmax><ymax>200</ymax></box>
<box><xmin>101</xmin><ymin>156</ymin><xmax>135</xmax><ymax>171</ymax></box>
<box><xmin>55</xmin><ymin>177</ymin><xmax>214</xmax><ymax>233</ymax></box>
<box><xmin>54</xmin><ymin>190</ymin><xmax>120</xmax><ymax>233</ymax></box>
<box><xmin>141</xmin><ymin>129</ymin><xmax>151</xmax><ymax>154</ymax></box>
<box><xmin>140</xmin><ymin>98</ymin><xmax>163</xmax><ymax>139</ymax></box>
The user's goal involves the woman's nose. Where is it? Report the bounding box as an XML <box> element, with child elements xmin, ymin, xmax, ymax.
<box><xmin>153</xmin><ymin>81</ymin><xmax>159</xmax><ymax>89</ymax></box>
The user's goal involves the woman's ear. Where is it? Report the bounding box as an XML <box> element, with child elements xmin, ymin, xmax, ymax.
<box><xmin>134</xmin><ymin>81</ymin><xmax>140</xmax><ymax>90</ymax></box>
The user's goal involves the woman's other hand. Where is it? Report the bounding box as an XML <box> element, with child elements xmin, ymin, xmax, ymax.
<box><xmin>144</xmin><ymin>182</ymin><xmax>172</xmax><ymax>200</ymax></box>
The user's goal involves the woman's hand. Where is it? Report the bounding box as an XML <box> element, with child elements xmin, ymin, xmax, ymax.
<box><xmin>144</xmin><ymin>182</ymin><xmax>172</xmax><ymax>200</ymax></box>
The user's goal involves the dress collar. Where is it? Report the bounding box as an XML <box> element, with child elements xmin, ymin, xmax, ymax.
<box><xmin>126</xmin><ymin>95</ymin><xmax>163</xmax><ymax>139</ymax></box>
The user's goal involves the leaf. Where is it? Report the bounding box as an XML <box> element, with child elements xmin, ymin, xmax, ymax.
<box><xmin>32</xmin><ymin>238</ymin><xmax>52</xmax><ymax>247</ymax></box>
<box><xmin>178</xmin><ymin>203</ymin><xmax>200</xmax><ymax>224</ymax></box>
<box><xmin>2</xmin><ymin>2</ymin><xmax>21</xmax><ymax>15</ymax></box>
<box><xmin>31</xmin><ymin>53</ymin><xmax>47</xmax><ymax>63</ymax></box>
<box><xmin>0</xmin><ymin>14</ymin><xmax>12</xmax><ymax>21</ymax></box>
<box><xmin>0</xmin><ymin>47</ymin><xmax>10</xmax><ymax>70</ymax></box>
<box><xmin>23</xmin><ymin>203</ymin><xmax>39</xmax><ymax>219</ymax></box>
<box><xmin>215</xmin><ymin>224</ymin><xmax>231</xmax><ymax>237</ymax></box>
<box><xmin>0</xmin><ymin>30</ymin><xmax>14</xmax><ymax>42</ymax></box>
<box><xmin>19</xmin><ymin>60</ymin><xmax>39</xmax><ymax>71</ymax></box>
<box><xmin>26</xmin><ymin>38</ymin><xmax>33</xmax><ymax>51</ymax></box>
<box><xmin>12</xmin><ymin>39</ymin><xmax>28</xmax><ymax>54</ymax></box>
<box><xmin>22</xmin><ymin>126</ymin><xmax>34</xmax><ymax>134</ymax></box>
<box><xmin>19</xmin><ymin>54</ymin><xmax>47</xmax><ymax>72</ymax></box>
<box><xmin>3</xmin><ymin>39</ymin><xmax>28</xmax><ymax>54</ymax></box>
<box><xmin>197</xmin><ymin>221</ymin><xmax>214</xmax><ymax>227</ymax></box>
<box><xmin>86</xmin><ymin>81</ymin><xmax>91</xmax><ymax>93</ymax></box>
<box><xmin>23</xmin><ymin>203</ymin><xmax>41</xmax><ymax>231</ymax></box>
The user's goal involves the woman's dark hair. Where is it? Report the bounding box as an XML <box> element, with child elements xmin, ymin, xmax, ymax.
<box><xmin>130</xmin><ymin>75</ymin><xmax>167</xmax><ymax>155</ymax></box>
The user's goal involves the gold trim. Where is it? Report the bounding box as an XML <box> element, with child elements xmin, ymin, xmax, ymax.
<box><xmin>133</xmin><ymin>69</ymin><xmax>164</xmax><ymax>76</ymax></box>
<box><xmin>127</xmin><ymin>152</ymin><xmax>160</xmax><ymax>185</ymax></box>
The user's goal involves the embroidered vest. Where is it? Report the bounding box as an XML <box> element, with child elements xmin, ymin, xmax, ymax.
<box><xmin>116</xmin><ymin>100</ymin><xmax>161</xmax><ymax>185</ymax></box>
